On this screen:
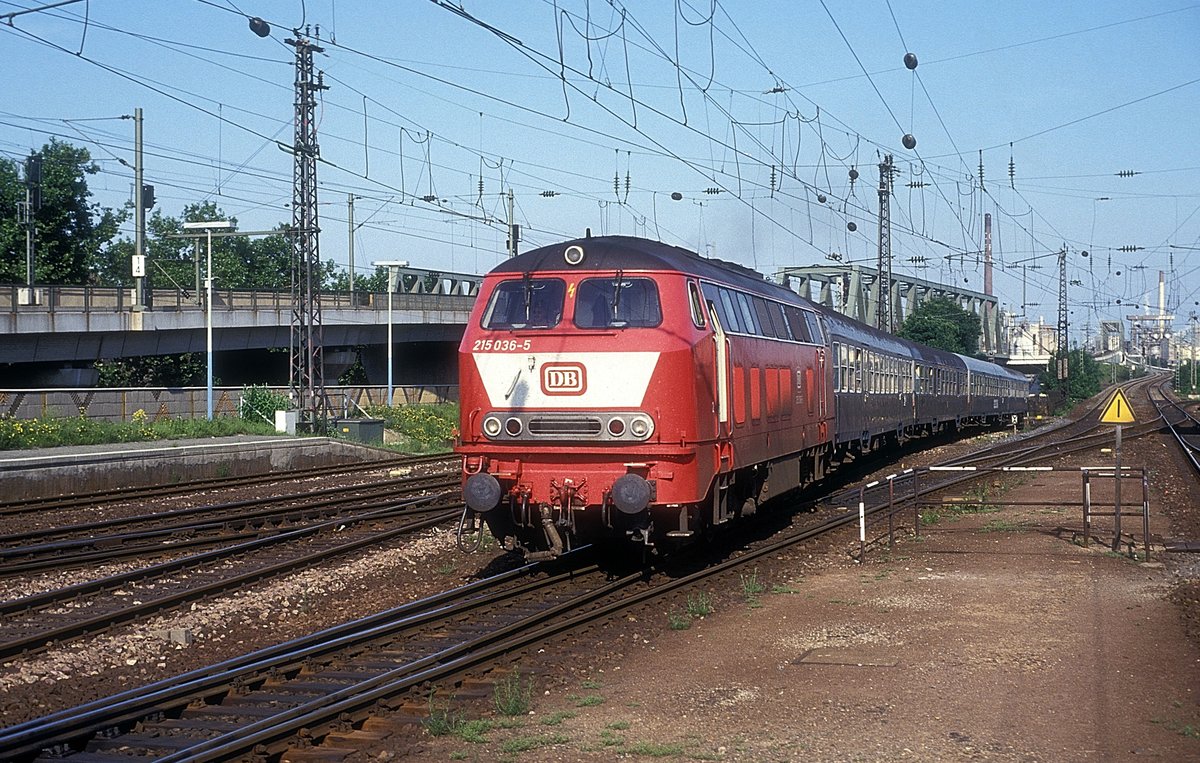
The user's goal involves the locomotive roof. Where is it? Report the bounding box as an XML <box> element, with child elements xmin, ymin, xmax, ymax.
<box><xmin>493</xmin><ymin>235</ymin><xmax>798</xmax><ymax>301</ymax></box>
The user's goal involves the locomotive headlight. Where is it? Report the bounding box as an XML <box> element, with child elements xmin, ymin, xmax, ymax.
<box><xmin>482</xmin><ymin>416</ymin><xmax>502</xmax><ymax>438</ymax></box>
<box><xmin>504</xmin><ymin>417</ymin><xmax>524</xmax><ymax>436</ymax></box>
<box><xmin>629</xmin><ymin>415</ymin><xmax>653</xmax><ymax>439</ymax></box>
<box><xmin>607</xmin><ymin>417</ymin><xmax>626</xmax><ymax>436</ymax></box>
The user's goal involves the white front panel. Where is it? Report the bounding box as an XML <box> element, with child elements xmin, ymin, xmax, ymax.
<box><xmin>473</xmin><ymin>352</ymin><xmax>660</xmax><ymax>409</ymax></box>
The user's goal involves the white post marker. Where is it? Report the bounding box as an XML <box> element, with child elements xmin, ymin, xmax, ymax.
<box><xmin>1098</xmin><ymin>388</ymin><xmax>1136</xmax><ymax>551</ymax></box>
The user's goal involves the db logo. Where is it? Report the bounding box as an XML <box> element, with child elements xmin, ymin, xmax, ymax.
<box><xmin>541</xmin><ymin>362</ymin><xmax>587</xmax><ymax>395</ymax></box>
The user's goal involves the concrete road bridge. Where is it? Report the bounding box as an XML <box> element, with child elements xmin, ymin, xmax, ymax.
<box><xmin>0</xmin><ymin>267</ymin><xmax>479</xmax><ymax>387</ymax></box>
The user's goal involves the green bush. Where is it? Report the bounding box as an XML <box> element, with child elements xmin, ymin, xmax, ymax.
<box><xmin>365</xmin><ymin>402</ymin><xmax>458</xmax><ymax>445</ymax></box>
<box><xmin>0</xmin><ymin>412</ymin><xmax>275</xmax><ymax>451</ymax></box>
<box><xmin>240</xmin><ymin>386</ymin><xmax>290</xmax><ymax>424</ymax></box>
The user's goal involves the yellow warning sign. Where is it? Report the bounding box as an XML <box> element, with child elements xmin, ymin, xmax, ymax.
<box><xmin>1099</xmin><ymin>388</ymin><xmax>1136</xmax><ymax>424</ymax></box>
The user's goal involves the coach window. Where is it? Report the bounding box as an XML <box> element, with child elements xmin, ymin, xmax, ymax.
<box><xmin>715</xmin><ymin>287</ymin><xmax>744</xmax><ymax>333</ymax></box>
<box><xmin>688</xmin><ymin>282</ymin><xmax>706</xmax><ymax>329</ymax></box>
<box><xmin>752</xmin><ymin>297</ymin><xmax>778</xmax><ymax>339</ymax></box>
<box><xmin>483</xmin><ymin>277</ymin><xmax>566</xmax><ymax>330</ymax></box>
<box><xmin>770</xmin><ymin>302</ymin><xmax>792</xmax><ymax>340</ymax></box>
<box><xmin>785</xmin><ymin>306</ymin><xmax>810</xmax><ymax>343</ymax></box>
<box><xmin>734</xmin><ymin>292</ymin><xmax>760</xmax><ymax>335</ymax></box>
<box><xmin>805</xmin><ymin>312</ymin><xmax>825</xmax><ymax>345</ymax></box>
<box><xmin>832</xmin><ymin>342</ymin><xmax>842</xmax><ymax>391</ymax></box>
<box><xmin>702</xmin><ymin>283</ymin><xmax>735</xmax><ymax>332</ymax></box>
<box><xmin>574</xmin><ymin>276</ymin><xmax>662</xmax><ymax>329</ymax></box>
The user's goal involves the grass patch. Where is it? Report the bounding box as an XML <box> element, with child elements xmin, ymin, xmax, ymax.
<box><xmin>580</xmin><ymin>679</ymin><xmax>602</xmax><ymax>690</ymax></box>
<box><xmin>606</xmin><ymin>720</ymin><xmax>632</xmax><ymax>730</ymax></box>
<box><xmin>573</xmin><ymin>694</ymin><xmax>605</xmax><ymax>707</ymax></box>
<box><xmin>493</xmin><ymin>671</ymin><xmax>534</xmax><ymax>716</ymax></box>
<box><xmin>667</xmin><ymin>610</ymin><xmax>691</xmax><ymax>630</ymax></box>
<box><xmin>627</xmin><ymin>740</ymin><xmax>687</xmax><ymax>757</ymax></box>
<box><xmin>500</xmin><ymin>732</ymin><xmax>569</xmax><ymax>754</ymax></box>
<box><xmin>685</xmin><ymin>592</ymin><xmax>713</xmax><ymax>617</ymax></box>
<box><xmin>539</xmin><ymin>710</ymin><xmax>577</xmax><ymax>726</ymax></box>
<box><xmin>455</xmin><ymin>719</ymin><xmax>494</xmax><ymax>744</ymax></box>
<box><xmin>0</xmin><ymin>412</ymin><xmax>277</xmax><ymax>451</ymax></box>
<box><xmin>980</xmin><ymin>518</ymin><xmax>1027</xmax><ymax>533</ymax></box>
<box><xmin>740</xmin><ymin>569</ymin><xmax>766</xmax><ymax>607</ymax></box>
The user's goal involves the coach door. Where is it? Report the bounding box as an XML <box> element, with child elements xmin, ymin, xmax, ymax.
<box><xmin>708</xmin><ymin>302</ymin><xmax>731</xmax><ymax>435</ymax></box>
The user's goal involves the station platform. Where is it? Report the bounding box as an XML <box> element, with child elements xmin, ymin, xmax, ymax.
<box><xmin>0</xmin><ymin>435</ymin><xmax>393</xmax><ymax>499</ymax></box>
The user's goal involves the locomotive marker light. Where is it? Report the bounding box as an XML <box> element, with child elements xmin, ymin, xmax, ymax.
<box><xmin>564</xmin><ymin>244</ymin><xmax>586</xmax><ymax>266</ymax></box>
<box><xmin>1099</xmin><ymin>387</ymin><xmax>1136</xmax><ymax>551</ymax></box>
<box><xmin>372</xmin><ymin>260</ymin><xmax>409</xmax><ymax>405</ymax></box>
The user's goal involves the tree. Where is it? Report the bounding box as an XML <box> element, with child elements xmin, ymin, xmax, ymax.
<box><xmin>0</xmin><ymin>139</ymin><xmax>125</xmax><ymax>285</ymax></box>
<box><xmin>1038</xmin><ymin>348</ymin><xmax>1103</xmax><ymax>403</ymax></box>
<box><xmin>896</xmin><ymin>297</ymin><xmax>981</xmax><ymax>356</ymax></box>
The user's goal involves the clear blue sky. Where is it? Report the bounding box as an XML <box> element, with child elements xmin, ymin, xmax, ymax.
<box><xmin>2</xmin><ymin>1</ymin><xmax>1198</xmax><ymax>344</ymax></box>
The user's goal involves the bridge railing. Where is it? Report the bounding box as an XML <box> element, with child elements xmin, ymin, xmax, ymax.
<box><xmin>0</xmin><ymin>285</ymin><xmax>476</xmax><ymax>315</ymax></box>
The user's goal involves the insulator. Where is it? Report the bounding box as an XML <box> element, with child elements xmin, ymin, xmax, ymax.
<box><xmin>614</xmin><ymin>172</ymin><xmax>620</xmax><ymax>199</ymax></box>
<box><xmin>704</xmin><ymin>187</ymin><xmax>721</xmax><ymax>195</ymax></box>
<box><xmin>540</xmin><ymin>190</ymin><xmax>557</xmax><ymax>197</ymax></box>
<box><xmin>770</xmin><ymin>165</ymin><xmax>777</xmax><ymax>191</ymax></box>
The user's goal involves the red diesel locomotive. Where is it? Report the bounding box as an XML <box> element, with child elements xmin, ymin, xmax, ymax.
<box><xmin>456</xmin><ymin>236</ymin><xmax>1027</xmax><ymax>559</ymax></box>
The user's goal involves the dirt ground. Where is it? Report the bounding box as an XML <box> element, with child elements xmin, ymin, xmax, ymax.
<box><xmin>2</xmin><ymin>419</ymin><xmax>1198</xmax><ymax>762</ymax></box>
<box><xmin>388</xmin><ymin>428</ymin><xmax>1200</xmax><ymax>763</ymax></box>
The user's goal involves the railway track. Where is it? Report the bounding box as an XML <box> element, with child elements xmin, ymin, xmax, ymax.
<box><xmin>0</xmin><ymin>492</ymin><xmax>462</xmax><ymax>662</ymax></box>
<box><xmin>823</xmin><ymin>373</ymin><xmax>1173</xmax><ymax>535</ymax></box>
<box><xmin>0</xmin><ymin>452</ymin><xmax>455</xmax><ymax>518</ymax></box>
<box><xmin>0</xmin><ymin>488</ymin><xmax>884</xmax><ymax>762</ymax></box>
<box><xmin>0</xmin><ymin>469</ymin><xmax>458</xmax><ymax>573</ymax></box>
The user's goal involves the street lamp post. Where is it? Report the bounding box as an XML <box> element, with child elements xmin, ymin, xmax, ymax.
<box><xmin>373</xmin><ymin>260</ymin><xmax>409</xmax><ymax>405</ymax></box>
<box><xmin>182</xmin><ymin>220</ymin><xmax>235</xmax><ymax>419</ymax></box>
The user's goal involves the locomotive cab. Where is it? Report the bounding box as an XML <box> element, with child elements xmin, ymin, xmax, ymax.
<box><xmin>457</xmin><ymin>238</ymin><xmax>716</xmax><ymax>559</ymax></box>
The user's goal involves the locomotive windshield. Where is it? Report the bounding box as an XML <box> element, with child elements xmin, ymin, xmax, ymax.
<box><xmin>573</xmin><ymin>276</ymin><xmax>662</xmax><ymax>329</ymax></box>
<box><xmin>481</xmin><ymin>277</ymin><xmax>566</xmax><ymax>329</ymax></box>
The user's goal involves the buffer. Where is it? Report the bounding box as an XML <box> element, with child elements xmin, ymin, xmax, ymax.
<box><xmin>1099</xmin><ymin>388</ymin><xmax>1136</xmax><ymax>424</ymax></box>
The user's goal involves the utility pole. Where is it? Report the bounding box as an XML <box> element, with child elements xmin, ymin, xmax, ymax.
<box><xmin>875</xmin><ymin>154</ymin><xmax>893</xmax><ymax>333</ymax></box>
<box><xmin>347</xmin><ymin>193</ymin><xmax>355</xmax><ymax>300</ymax></box>
<box><xmin>506</xmin><ymin>189</ymin><xmax>520</xmax><ymax>257</ymax></box>
<box><xmin>287</xmin><ymin>31</ymin><xmax>330</xmax><ymax>430</ymax></box>
<box><xmin>20</xmin><ymin>151</ymin><xmax>41</xmax><ymax>305</ymax></box>
<box><xmin>133</xmin><ymin>107</ymin><xmax>145</xmax><ymax>310</ymax></box>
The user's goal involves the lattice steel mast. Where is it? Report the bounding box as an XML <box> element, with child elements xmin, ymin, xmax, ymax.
<box><xmin>876</xmin><ymin>154</ymin><xmax>894</xmax><ymax>333</ymax></box>
<box><xmin>287</xmin><ymin>32</ymin><xmax>330</xmax><ymax>429</ymax></box>
<box><xmin>1057</xmin><ymin>247</ymin><xmax>1069</xmax><ymax>394</ymax></box>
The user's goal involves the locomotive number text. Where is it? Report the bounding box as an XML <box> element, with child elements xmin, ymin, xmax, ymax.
<box><xmin>473</xmin><ymin>339</ymin><xmax>532</xmax><ymax>352</ymax></box>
